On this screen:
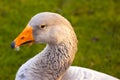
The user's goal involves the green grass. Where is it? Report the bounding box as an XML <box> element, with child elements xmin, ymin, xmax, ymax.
<box><xmin>0</xmin><ymin>0</ymin><xmax>120</xmax><ymax>79</ymax></box>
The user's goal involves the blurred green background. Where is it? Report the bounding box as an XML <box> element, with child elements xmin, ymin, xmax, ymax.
<box><xmin>0</xmin><ymin>0</ymin><xmax>120</xmax><ymax>79</ymax></box>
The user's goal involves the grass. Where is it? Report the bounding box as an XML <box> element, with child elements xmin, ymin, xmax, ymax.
<box><xmin>0</xmin><ymin>0</ymin><xmax>120</xmax><ymax>79</ymax></box>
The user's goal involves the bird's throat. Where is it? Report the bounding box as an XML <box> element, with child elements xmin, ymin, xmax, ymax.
<box><xmin>35</xmin><ymin>41</ymin><xmax>77</xmax><ymax>80</ymax></box>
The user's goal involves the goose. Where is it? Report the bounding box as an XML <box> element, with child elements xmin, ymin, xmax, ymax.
<box><xmin>11</xmin><ymin>12</ymin><xmax>119</xmax><ymax>80</ymax></box>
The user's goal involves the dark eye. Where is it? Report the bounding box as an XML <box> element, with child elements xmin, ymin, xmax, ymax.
<box><xmin>40</xmin><ymin>25</ymin><xmax>46</xmax><ymax>28</ymax></box>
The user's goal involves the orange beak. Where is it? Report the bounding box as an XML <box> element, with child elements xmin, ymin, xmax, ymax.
<box><xmin>11</xmin><ymin>25</ymin><xmax>34</xmax><ymax>48</ymax></box>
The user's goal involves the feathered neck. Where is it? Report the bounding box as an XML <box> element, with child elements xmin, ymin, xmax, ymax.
<box><xmin>31</xmin><ymin>39</ymin><xmax>77</xmax><ymax>80</ymax></box>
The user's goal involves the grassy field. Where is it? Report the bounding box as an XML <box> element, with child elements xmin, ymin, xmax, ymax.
<box><xmin>0</xmin><ymin>0</ymin><xmax>120</xmax><ymax>79</ymax></box>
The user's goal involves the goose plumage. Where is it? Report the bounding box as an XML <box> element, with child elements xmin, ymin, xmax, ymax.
<box><xmin>11</xmin><ymin>12</ymin><xmax>119</xmax><ymax>80</ymax></box>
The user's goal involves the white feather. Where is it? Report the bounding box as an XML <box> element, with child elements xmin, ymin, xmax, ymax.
<box><xmin>62</xmin><ymin>66</ymin><xmax>119</xmax><ymax>80</ymax></box>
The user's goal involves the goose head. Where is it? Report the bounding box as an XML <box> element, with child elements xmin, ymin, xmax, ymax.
<box><xmin>11</xmin><ymin>12</ymin><xmax>77</xmax><ymax>49</ymax></box>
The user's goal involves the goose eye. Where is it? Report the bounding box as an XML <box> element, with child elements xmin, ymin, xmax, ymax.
<box><xmin>40</xmin><ymin>25</ymin><xmax>46</xmax><ymax>29</ymax></box>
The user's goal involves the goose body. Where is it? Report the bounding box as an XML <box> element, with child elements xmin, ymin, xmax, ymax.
<box><xmin>11</xmin><ymin>12</ymin><xmax>119</xmax><ymax>80</ymax></box>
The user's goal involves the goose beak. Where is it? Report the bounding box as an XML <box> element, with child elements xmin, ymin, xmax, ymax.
<box><xmin>11</xmin><ymin>25</ymin><xmax>34</xmax><ymax>49</ymax></box>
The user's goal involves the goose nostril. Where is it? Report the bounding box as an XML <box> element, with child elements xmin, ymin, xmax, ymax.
<box><xmin>21</xmin><ymin>37</ymin><xmax>25</xmax><ymax>40</ymax></box>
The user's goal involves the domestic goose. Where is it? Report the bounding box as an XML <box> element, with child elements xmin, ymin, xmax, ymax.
<box><xmin>11</xmin><ymin>12</ymin><xmax>119</xmax><ymax>80</ymax></box>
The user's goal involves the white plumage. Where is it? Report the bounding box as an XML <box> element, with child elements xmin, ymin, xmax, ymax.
<box><xmin>11</xmin><ymin>12</ymin><xmax>119</xmax><ymax>80</ymax></box>
<box><xmin>62</xmin><ymin>66</ymin><xmax>118</xmax><ymax>80</ymax></box>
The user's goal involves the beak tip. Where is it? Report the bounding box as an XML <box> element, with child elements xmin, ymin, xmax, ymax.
<box><xmin>11</xmin><ymin>41</ymin><xmax>15</xmax><ymax>49</ymax></box>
